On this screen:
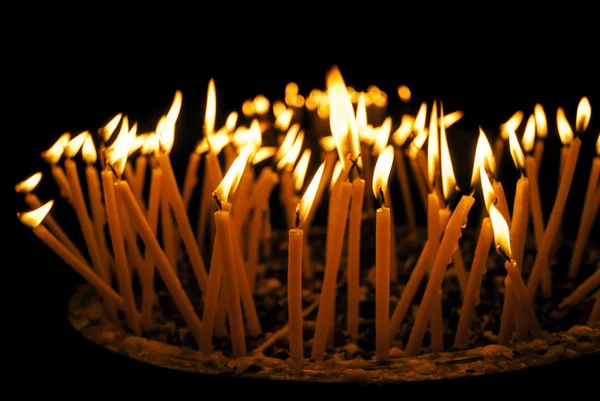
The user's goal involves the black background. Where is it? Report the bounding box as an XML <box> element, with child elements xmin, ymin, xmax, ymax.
<box><xmin>8</xmin><ymin>8</ymin><xmax>599</xmax><ymax>395</ymax></box>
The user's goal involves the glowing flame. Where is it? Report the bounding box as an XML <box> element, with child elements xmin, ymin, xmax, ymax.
<box><xmin>576</xmin><ymin>96</ymin><xmax>591</xmax><ymax>134</ymax></box>
<box><xmin>440</xmin><ymin>110</ymin><xmax>456</xmax><ymax>200</ymax></box>
<box><xmin>508</xmin><ymin>127</ymin><xmax>525</xmax><ymax>170</ymax></box>
<box><xmin>414</xmin><ymin>102</ymin><xmax>428</xmax><ymax>135</ymax></box>
<box><xmin>305</xmin><ymin>94</ymin><xmax>318</xmax><ymax>111</ymax></box>
<box><xmin>373</xmin><ymin>117</ymin><xmax>392</xmax><ymax>156</ymax></box>
<box><xmin>298</xmin><ymin>162</ymin><xmax>325</xmax><ymax>225</ymax></box>
<box><xmin>521</xmin><ymin>114</ymin><xmax>536</xmax><ymax>152</ymax></box>
<box><xmin>347</xmin><ymin>87</ymin><xmax>359</xmax><ymax>104</ymax></box>
<box><xmin>500</xmin><ymin>110</ymin><xmax>524</xmax><ymax>140</ymax></box>
<box><xmin>64</xmin><ymin>131</ymin><xmax>89</xmax><ymax>158</ymax></box>
<box><xmin>166</xmin><ymin>90</ymin><xmax>182</xmax><ymax>128</ymax></box>
<box><xmin>128</xmin><ymin>133</ymin><xmax>148</xmax><ymax>156</ymax></box>
<box><xmin>225</xmin><ymin>112</ymin><xmax>238</xmax><ymax>132</ymax></box>
<box><xmin>105</xmin><ymin>119</ymin><xmax>136</xmax><ymax>178</ymax></box>
<box><xmin>275</xmin><ymin>123</ymin><xmax>300</xmax><ymax>161</ymax></box>
<box><xmin>392</xmin><ymin>115</ymin><xmax>415</xmax><ymax>147</ymax></box>
<box><xmin>15</xmin><ymin>172</ymin><xmax>42</xmax><ymax>193</ymax></box>
<box><xmin>277</xmin><ymin>130</ymin><xmax>304</xmax><ymax>170</ymax></box>
<box><xmin>274</xmin><ymin>109</ymin><xmax>293</xmax><ymax>131</ymax></box>
<box><xmin>214</xmin><ymin>149</ymin><xmax>250</xmax><ymax>204</ymax></box>
<box><xmin>356</xmin><ymin>93</ymin><xmax>368</xmax><ymax>139</ymax></box>
<box><xmin>489</xmin><ymin>204</ymin><xmax>512</xmax><ymax>259</ymax></box>
<box><xmin>330</xmin><ymin>159</ymin><xmax>343</xmax><ymax>190</ymax></box>
<box><xmin>142</xmin><ymin>133</ymin><xmax>159</xmax><ymax>155</ymax></box>
<box><xmin>82</xmin><ymin>134</ymin><xmax>98</xmax><ymax>164</ymax></box>
<box><xmin>372</xmin><ymin>145</ymin><xmax>394</xmax><ymax>202</ymax></box>
<box><xmin>242</xmin><ymin>99</ymin><xmax>255</xmax><ymax>117</ymax></box>
<box><xmin>556</xmin><ymin>107</ymin><xmax>573</xmax><ymax>146</ymax></box>
<box><xmin>319</xmin><ymin>136</ymin><xmax>337</xmax><ymax>152</ymax></box>
<box><xmin>252</xmin><ymin>146</ymin><xmax>277</xmax><ymax>165</ymax></box>
<box><xmin>479</xmin><ymin>160</ymin><xmax>495</xmax><ymax>212</ymax></box>
<box><xmin>534</xmin><ymin>104</ymin><xmax>547</xmax><ymax>138</ymax></box>
<box><xmin>233</xmin><ymin>119</ymin><xmax>261</xmax><ymax>151</ymax></box>
<box><xmin>273</xmin><ymin>100</ymin><xmax>286</xmax><ymax>118</ymax></box>
<box><xmin>471</xmin><ymin>128</ymin><xmax>497</xmax><ymax>188</ymax></box>
<box><xmin>443</xmin><ymin>110</ymin><xmax>464</xmax><ymax>128</ymax></box>
<box><xmin>597</xmin><ymin>134</ymin><xmax>600</xmax><ymax>156</ymax></box>
<box><xmin>18</xmin><ymin>200</ymin><xmax>53</xmax><ymax>228</ymax></box>
<box><xmin>204</xmin><ymin>80</ymin><xmax>216</xmax><ymax>137</ymax></box>
<box><xmin>427</xmin><ymin>102</ymin><xmax>439</xmax><ymax>189</ymax></box>
<box><xmin>326</xmin><ymin>65</ymin><xmax>360</xmax><ymax>175</ymax></box>
<box><xmin>373</xmin><ymin>89</ymin><xmax>387</xmax><ymax>108</ymax></box>
<box><xmin>398</xmin><ymin>85</ymin><xmax>411</xmax><ymax>102</ymax></box>
<box><xmin>285</xmin><ymin>82</ymin><xmax>299</xmax><ymax>98</ymax></box>
<box><xmin>293</xmin><ymin>149</ymin><xmax>311</xmax><ymax>192</ymax></box>
<box><xmin>102</xmin><ymin>113</ymin><xmax>123</xmax><ymax>142</ymax></box>
<box><xmin>253</xmin><ymin>95</ymin><xmax>270</xmax><ymax>115</ymax></box>
<box><xmin>317</xmin><ymin>103</ymin><xmax>330</xmax><ymax>119</ymax></box>
<box><xmin>158</xmin><ymin>121</ymin><xmax>175</xmax><ymax>154</ymax></box>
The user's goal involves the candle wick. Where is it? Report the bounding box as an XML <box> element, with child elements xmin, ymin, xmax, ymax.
<box><xmin>378</xmin><ymin>186</ymin><xmax>386</xmax><ymax>208</ymax></box>
<box><xmin>106</xmin><ymin>162</ymin><xmax>120</xmax><ymax>180</ymax></box>
<box><xmin>496</xmin><ymin>245</ymin><xmax>512</xmax><ymax>264</ymax></box>
<box><xmin>518</xmin><ymin>167</ymin><xmax>527</xmax><ymax>178</ymax></box>
<box><xmin>347</xmin><ymin>153</ymin><xmax>362</xmax><ymax>179</ymax></box>
<box><xmin>212</xmin><ymin>190</ymin><xmax>222</xmax><ymax>211</ymax></box>
<box><xmin>448</xmin><ymin>186</ymin><xmax>463</xmax><ymax>212</ymax></box>
<box><xmin>295</xmin><ymin>204</ymin><xmax>300</xmax><ymax>228</ymax></box>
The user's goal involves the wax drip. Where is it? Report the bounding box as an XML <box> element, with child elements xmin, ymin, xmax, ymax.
<box><xmin>212</xmin><ymin>190</ymin><xmax>222</xmax><ymax>211</ymax></box>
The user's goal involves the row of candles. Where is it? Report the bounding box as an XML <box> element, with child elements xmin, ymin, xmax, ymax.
<box><xmin>16</xmin><ymin>66</ymin><xmax>599</xmax><ymax>360</ymax></box>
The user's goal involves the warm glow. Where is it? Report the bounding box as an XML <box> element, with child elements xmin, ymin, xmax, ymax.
<box><xmin>158</xmin><ymin>110</ymin><xmax>175</xmax><ymax>154</ymax></box>
<box><xmin>42</xmin><ymin>133</ymin><xmax>71</xmax><ymax>164</ymax></box>
<box><xmin>372</xmin><ymin>145</ymin><xmax>394</xmax><ymax>202</ymax></box>
<box><xmin>347</xmin><ymin>87</ymin><xmax>359</xmax><ymax>104</ymax></box>
<box><xmin>274</xmin><ymin>109</ymin><xmax>293</xmax><ymax>131</ymax></box>
<box><xmin>489</xmin><ymin>204</ymin><xmax>512</xmax><ymax>259</ymax></box>
<box><xmin>252</xmin><ymin>147</ymin><xmax>277</xmax><ymax>165</ymax></box>
<box><xmin>427</xmin><ymin>102</ymin><xmax>439</xmax><ymax>189</ymax></box>
<box><xmin>225</xmin><ymin>112</ymin><xmax>238</xmax><ymax>132</ymax></box>
<box><xmin>356</xmin><ymin>93</ymin><xmax>368</xmax><ymax>139</ymax></box>
<box><xmin>292</xmin><ymin>94</ymin><xmax>305</xmax><ymax>108</ymax></box>
<box><xmin>18</xmin><ymin>200</ymin><xmax>53</xmax><ymax>228</ymax></box>
<box><xmin>319</xmin><ymin>136</ymin><xmax>337</xmax><ymax>152</ymax></box>
<box><xmin>398</xmin><ymin>85</ymin><xmax>411</xmax><ymax>102</ymax></box>
<box><xmin>534</xmin><ymin>104</ymin><xmax>547</xmax><ymax>138</ymax></box>
<box><xmin>521</xmin><ymin>114</ymin><xmax>536</xmax><ymax>152</ymax></box>
<box><xmin>470</xmin><ymin>128</ymin><xmax>497</xmax><ymax>189</ymax></box>
<box><xmin>373</xmin><ymin>90</ymin><xmax>388</xmax><ymax>108</ymax></box>
<box><xmin>409</xmin><ymin>128</ymin><xmax>428</xmax><ymax>159</ymax></box>
<box><xmin>285</xmin><ymin>82</ymin><xmax>299</xmax><ymax>97</ymax></box>
<box><xmin>128</xmin><ymin>133</ymin><xmax>148</xmax><ymax>156</ymax></box>
<box><xmin>440</xmin><ymin>112</ymin><xmax>456</xmax><ymax>200</ymax></box>
<box><xmin>305</xmin><ymin>95</ymin><xmax>318</xmax><ymax>111</ymax></box>
<box><xmin>82</xmin><ymin>134</ymin><xmax>98</xmax><ymax>164</ymax></box>
<box><xmin>275</xmin><ymin>123</ymin><xmax>300</xmax><ymax>161</ymax></box>
<box><xmin>479</xmin><ymin>160</ymin><xmax>495</xmax><ymax>212</ymax></box>
<box><xmin>330</xmin><ymin>159</ymin><xmax>343</xmax><ymax>190</ymax></box>
<box><xmin>242</xmin><ymin>99</ymin><xmax>255</xmax><ymax>117</ymax></box>
<box><xmin>298</xmin><ymin>161</ymin><xmax>325</xmax><ymax>225</ymax></box>
<box><xmin>414</xmin><ymin>102</ymin><xmax>428</xmax><ymax>135</ymax></box>
<box><xmin>253</xmin><ymin>95</ymin><xmax>270</xmax><ymax>115</ymax></box>
<box><xmin>105</xmin><ymin>120</ymin><xmax>136</xmax><ymax>178</ymax></box>
<box><xmin>443</xmin><ymin>110</ymin><xmax>464</xmax><ymax>128</ymax></box>
<box><xmin>15</xmin><ymin>172</ymin><xmax>42</xmax><ymax>193</ymax></box>
<box><xmin>166</xmin><ymin>90</ymin><xmax>183</xmax><ymax>128</ymax></box>
<box><xmin>576</xmin><ymin>96</ymin><xmax>591</xmax><ymax>133</ymax></box>
<box><xmin>597</xmin><ymin>134</ymin><xmax>600</xmax><ymax>156</ymax></box>
<box><xmin>392</xmin><ymin>115</ymin><xmax>414</xmax><ymax>147</ymax></box>
<box><xmin>508</xmin><ymin>127</ymin><xmax>525</xmax><ymax>170</ymax></box>
<box><xmin>102</xmin><ymin>113</ymin><xmax>123</xmax><ymax>142</ymax></box>
<box><xmin>214</xmin><ymin>149</ymin><xmax>250</xmax><ymax>204</ymax></box>
<box><xmin>500</xmin><ymin>110</ymin><xmax>524</xmax><ymax>140</ymax></box>
<box><xmin>317</xmin><ymin>103</ymin><xmax>330</xmax><ymax>119</ymax></box>
<box><xmin>273</xmin><ymin>100</ymin><xmax>286</xmax><ymax>118</ymax></box>
<box><xmin>205</xmin><ymin>80</ymin><xmax>216</xmax><ymax>136</ymax></box>
<box><xmin>556</xmin><ymin>107</ymin><xmax>574</xmax><ymax>146</ymax></box>
<box><xmin>372</xmin><ymin>117</ymin><xmax>392</xmax><ymax>156</ymax></box>
<box><xmin>64</xmin><ymin>131</ymin><xmax>89</xmax><ymax>158</ymax></box>
<box><xmin>277</xmin><ymin>130</ymin><xmax>304</xmax><ymax>170</ymax></box>
<box><xmin>293</xmin><ymin>149</ymin><xmax>312</xmax><ymax>192</ymax></box>
<box><xmin>210</xmin><ymin>130</ymin><xmax>232</xmax><ymax>155</ymax></box>
<box><xmin>233</xmin><ymin>119</ymin><xmax>261</xmax><ymax>151</ymax></box>
<box><xmin>142</xmin><ymin>133</ymin><xmax>159</xmax><ymax>155</ymax></box>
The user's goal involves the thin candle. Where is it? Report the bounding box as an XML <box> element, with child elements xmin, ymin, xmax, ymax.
<box><xmin>496</xmin><ymin>110</ymin><xmax>524</xmax><ymax>175</ymax></box>
<box><xmin>347</xmin><ymin>176</ymin><xmax>365</xmax><ymax>339</ymax></box>
<box><xmin>41</xmin><ymin>133</ymin><xmax>73</xmax><ymax>203</ymax></box>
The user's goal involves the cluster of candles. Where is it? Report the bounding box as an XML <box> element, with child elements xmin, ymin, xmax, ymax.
<box><xmin>16</xmin><ymin>66</ymin><xmax>600</xmax><ymax>361</ymax></box>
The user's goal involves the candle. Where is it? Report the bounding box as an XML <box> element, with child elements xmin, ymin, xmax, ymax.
<box><xmin>18</xmin><ymin>201</ymin><xmax>123</xmax><ymax>308</ymax></box>
<box><xmin>559</xmin><ymin>267</ymin><xmax>600</xmax><ymax>309</ymax></box>
<box><xmin>520</xmin><ymin>121</ymin><xmax>545</xmax><ymax>251</ymax></box>
<box><xmin>197</xmin><ymin>150</ymin><xmax>224</xmax><ymax>252</ymax></box>
<box><xmin>568</xmin><ymin>135</ymin><xmax>600</xmax><ymax>279</ymax></box>
<box><xmin>347</xmin><ymin>177</ymin><xmax>365</xmax><ymax>339</ymax></box>
<box><xmin>160</xmin><ymin>194</ymin><xmax>177</xmax><ymax>271</ymax></box>
<box><xmin>41</xmin><ymin>133</ymin><xmax>73</xmax><ymax>203</ymax></box>
<box><xmin>533</xmin><ymin>103</ymin><xmax>547</xmax><ymax>175</ymax></box>
<box><xmin>496</xmin><ymin>110</ymin><xmax>524</xmax><ymax>175</ymax></box>
<box><xmin>528</xmin><ymin>97</ymin><xmax>591</xmax><ymax>297</ymax></box>
<box><xmin>198</xmin><ymin>230</ymin><xmax>224</xmax><ymax>353</ymax></box>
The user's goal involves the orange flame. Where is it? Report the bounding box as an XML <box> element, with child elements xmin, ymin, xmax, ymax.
<box><xmin>319</xmin><ymin>136</ymin><xmax>337</xmax><ymax>152</ymax></box>
<box><xmin>489</xmin><ymin>204</ymin><xmax>512</xmax><ymax>259</ymax></box>
<box><xmin>15</xmin><ymin>172</ymin><xmax>42</xmax><ymax>193</ymax></box>
<box><xmin>128</xmin><ymin>133</ymin><xmax>148</xmax><ymax>156</ymax></box>
<box><xmin>18</xmin><ymin>200</ymin><xmax>54</xmax><ymax>228</ymax></box>
<box><xmin>273</xmin><ymin>100</ymin><xmax>287</xmax><ymax>118</ymax></box>
<box><xmin>275</xmin><ymin>123</ymin><xmax>300</xmax><ymax>161</ymax></box>
<box><xmin>392</xmin><ymin>115</ymin><xmax>415</xmax><ymax>147</ymax></box>
<box><xmin>534</xmin><ymin>104</ymin><xmax>547</xmax><ymax>138</ymax></box>
<box><xmin>372</xmin><ymin>117</ymin><xmax>392</xmax><ymax>156</ymax></box>
<box><xmin>427</xmin><ymin>102</ymin><xmax>439</xmax><ymax>189</ymax></box>
<box><xmin>233</xmin><ymin>119</ymin><xmax>261</xmax><ymax>151</ymax></box>
<box><xmin>274</xmin><ymin>109</ymin><xmax>293</xmax><ymax>131</ymax></box>
<box><xmin>102</xmin><ymin>113</ymin><xmax>123</xmax><ymax>142</ymax></box>
<box><xmin>166</xmin><ymin>90</ymin><xmax>182</xmax><ymax>128</ymax></box>
<box><xmin>277</xmin><ymin>130</ymin><xmax>304</xmax><ymax>170</ymax></box>
<box><xmin>204</xmin><ymin>80</ymin><xmax>216</xmax><ymax>137</ymax></box>
<box><xmin>414</xmin><ymin>102</ymin><xmax>428</xmax><ymax>135</ymax></box>
<box><xmin>242</xmin><ymin>99</ymin><xmax>255</xmax><ymax>117</ymax></box>
<box><xmin>471</xmin><ymin>128</ymin><xmax>497</xmax><ymax>188</ymax></box>
<box><xmin>105</xmin><ymin>119</ymin><xmax>136</xmax><ymax>178</ymax></box>
<box><xmin>596</xmin><ymin>134</ymin><xmax>600</xmax><ymax>156</ymax></box>
<box><xmin>479</xmin><ymin>158</ymin><xmax>495</xmax><ymax>212</ymax></box>
<box><xmin>372</xmin><ymin>145</ymin><xmax>394</xmax><ymax>203</ymax></box>
<box><xmin>576</xmin><ymin>96</ymin><xmax>591</xmax><ymax>134</ymax></box>
<box><xmin>297</xmin><ymin>161</ymin><xmax>325</xmax><ymax>225</ymax></box>
<box><xmin>443</xmin><ymin>110</ymin><xmax>464</xmax><ymax>128</ymax></box>
<box><xmin>285</xmin><ymin>82</ymin><xmax>299</xmax><ymax>98</ymax></box>
<box><xmin>508</xmin><ymin>127</ymin><xmax>525</xmax><ymax>170</ymax></box>
<box><xmin>356</xmin><ymin>93</ymin><xmax>368</xmax><ymax>141</ymax></box>
<box><xmin>330</xmin><ymin>159</ymin><xmax>343</xmax><ymax>190</ymax></box>
<box><xmin>500</xmin><ymin>110</ymin><xmax>524</xmax><ymax>140</ymax></box>
<box><xmin>293</xmin><ymin>149</ymin><xmax>312</xmax><ymax>192</ymax></box>
<box><xmin>521</xmin><ymin>114</ymin><xmax>537</xmax><ymax>152</ymax></box>
<box><xmin>398</xmin><ymin>85</ymin><xmax>411</xmax><ymax>102</ymax></box>
<box><xmin>556</xmin><ymin>107</ymin><xmax>573</xmax><ymax>146</ymax></box>
<box><xmin>82</xmin><ymin>134</ymin><xmax>98</xmax><ymax>164</ymax></box>
<box><xmin>253</xmin><ymin>95</ymin><xmax>270</xmax><ymax>115</ymax></box>
<box><xmin>225</xmin><ymin>111</ymin><xmax>238</xmax><ymax>133</ymax></box>
<box><xmin>440</xmin><ymin>107</ymin><xmax>456</xmax><ymax>200</ymax></box>
<box><xmin>252</xmin><ymin>146</ymin><xmax>277</xmax><ymax>165</ymax></box>
<box><xmin>214</xmin><ymin>149</ymin><xmax>250</xmax><ymax>204</ymax></box>
<box><xmin>64</xmin><ymin>131</ymin><xmax>89</xmax><ymax>158</ymax></box>
<box><xmin>142</xmin><ymin>133</ymin><xmax>159</xmax><ymax>155</ymax></box>
<box><xmin>42</xmin><ymin>133</ymin><xmax>71</xmax><ymax>164</ymax></box>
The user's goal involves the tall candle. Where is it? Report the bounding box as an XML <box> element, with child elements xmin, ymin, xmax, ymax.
<box><xmin>134</xmin><ymin>154</ymin><xmax>148</xmax><ymax>204</ymax></box>
<box><xmin>197</xmin><ymin>152</ymin><xmax>224</xmax><ymax>251</ymax></box>
<box><xmin>394</xmin><ymin>148</ymin><xmax>418</xmax><ymax>237</ymax></box>
<box><xmin>41</xmin><ymin>133</ymin><xmax>73</xmax><ymax>203</ymax></box>
<box><xmin>199</xmin><ymin>230</ymin><xmax>223</xmax><ymax>353</ymax></box>
<box><xmin>524</xmin><ymin>155</ymin><xmax>544</xmax><ymax>249</ymax></box>
<box><xmin>347</xmin><ymin>178</ymin><xmax>365</xmax><ymax>339</ymax></box>
<box><xmin>160</xmin><ymin>194</ymin><xmax>177</xmax><ymax>271</ymax></box>
<box><xmin>182</xmin><ymin>151</ymin><xmax>201</xmax><ymax>211</ymax></box>
<box><xmin>288</xmin><ymin>226</ymin><xmax>304</xmax><ymax>359</ymax></box>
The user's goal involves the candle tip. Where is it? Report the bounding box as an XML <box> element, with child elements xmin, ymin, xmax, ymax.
<box><xmin>212</xmin><ymin>190</ymin><xmax>222</xmax><ymax>211</ymax></box>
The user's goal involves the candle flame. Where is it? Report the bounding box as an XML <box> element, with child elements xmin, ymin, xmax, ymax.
<box><xmin>440</xmin><ymin>107</ymin><xmax>456</xmax><ymax>200</ymax></box>
<box><xmin>372</xmin><ymin>145</ymin><xmax>394</xmax><ymax>202</ymax></box>
<box><xmin>500</xmin><ymin>110</ymin><xmax>524</xmax><ymax>140</ymax></box>
<box><xmin>534</xmin><ymin>104</ymin><xmax>547</xmax><ymax>138</ymax></box>
<box><xmin>479</xmin><ymin>160</ymin><xmax>495</xmax><ymax>212</ymax></box>
<box><xmin>372</xmin><ymin>117</ymin><xmax>392</xmax><ymax>156</ymax></box>
<box><xmin>371</xmin><ymin>89</ymin><xmax>388</xmax><ymax>108</ymax></box>
<box><xmin>166</xmin><ymin>90</ymin><xmax>183</xmax><ymax>128</ymax></box>
<box><xmin>242</xmin><ymin>99</ymin><xmax>255</xmax><ymax>117</ymax></box>
<box><xmin>275</xmin><ymin>123</ymin><xmax>300</xmax><ymax>161</ymax></box>
<box><xmin>253</xmin><ymin>95</ymin><xmax>270</xmax><ymax>115</ymax></box>
<box><xmin>576</xmin><ymin>96</ymin><xmax>591</xmax><ymax>134</ymax></box>
<box><xmin>276</xmin><ymin>130</ymin><xmax>304</xmax><ymax>170</ymax></box>
<box><xmin>489</xmin><ymin>204</ymin><xmax>512</xmax><ymax>259</ymax></box>
<box><xmin>297</xmin><ymin>161</ymin><xmax>325</xmax><ymax>226</ymax></box>
<box><xmin>427</xmin><ymin>102</ymin><xmax>439</xmax><ymax>189</ymax></box>
<box><xmin>317</xmin><ymin>102</ymin><xmax>330</xmax><ymax>119</ymax></box>
<box><xmin>508</xmin><ymin>127</ymin><xmax>525</xmax><ymax>170</ymax></box>
<box><xmin>330</xmin><ymin>159</ymin><xmax>343</xmax><ymax>190</ymax></box>
<box><xmin>392</xmin><ymin>115</ymin><xmax>415</xmax><ymax>147</ymax></box>
<box><xmin>142</xmin><ymin>133</ymin><xmax>159</xmax><ymax>155</ymax></box>
<box><xmin>42</xmin><ymin>133</ymin><xmax>71</xmax><ymax>164</ymax></box>
<box><xmin>18</xmin><ymin>200</ymin><xmax>53</xmax><ymax>228</ymax></box>
<box><xmin>205</xmin><ymin>80</ymin><xmax>216</xmax><ymax>137</ymax></box>
<box><xmin>596</xmin><ymin>134</ymin><xmax>600</xmax><ymax>156</ymax></box>
<box><xmin>521</xmin><ymin>114</ymin><xmax>536</xmax><ymax>152</ymax></box>
<box><xmin>356</xmin><ymin>93</ymin><xmax>368</xmax><ymax>141</ymax></box>
<box><xmin>273</xmin><ymin>100</ymin><xmax>286</xmax><ymax>118</ymax></box>
<box><xmin>225</xmin><ymin>111</ymin><xmax>238</xmax><ymax>132</ymax></box>
<box><xmin>105</xmin><ymin>119</ymin><xmax>136</xmax><ymax>178</ymax></box>
<box><xmin>252</xmin><ymin>146</ymin><xmax>277</xmax><ymax>165</ymax></box>
<box><xmin>326</xmin><ymin>65</ymin><xmax>360</xmax><ymax>175</ymax></box>
<box><xmin>293</xmin><ymin>149</ymin><xmax>312</xmax><ymax>192</ymax></box>
<box><xmin>233</xmin><ymin>119</ymin><xmax>261</xmax><ymax>151</ymax></box>
<box><xmin>285</xmin><ymin>82</ymin><xmax>299</xmax><ymax>98</ymax></box>
<box><xmin>414</xmin><ymin>102</ymin><xmax>428</xmax><ymax>135</ymax></box>
<box><xmin>102</xmin><ymin>113</ymin><xmax>123</xmax><ymax>142</ymax></box>
<box><xmin>274</xmin><ymin>108</ymin><xmax>293</xmax><ymax>131</ymax></box>
<box><xmin>443</xmin><ymin>110</ymin><xmax>464</xmax><ymax>128</ymax></box>
<box><xmin>556</xmin><ymin>107</ymin><xmax>574</xmax><ymax>146</ymax></box>
<box><xmin>319</xmin><ymin>136</ymin><xmax>337</xmax><ymax>152</ymax></box>
<box><xmin>15</xmin><ymin>172</ymin><xmax>42</xmax><ymax>193</ymax></box>
<box><xmin>128</xmin><ymin>133</ymin><xmax>148</xmax><ymax>156</ymax></box>
<box><xmin>398</xmin><ymin>85</ymin><xmax>411</xmax><ymax>102</ymax></box>
<box><xmin>214</xmin><ymin>149</ymin><xmax>250</xmax><ymax>204</ymax></box>
<box><xmin>82</xmin><ymin>134</ymin><xmax>98</xmax><ymax>164</ymax></box>
<box><xmin>64</xmin><ymin>131</ymin><xmax>89</xmax><ymax>158</ymax></box>
<box><xmin>471</xmin><ymin>128</ymin><xmax>497</xmax><ymax>188</ymax></box>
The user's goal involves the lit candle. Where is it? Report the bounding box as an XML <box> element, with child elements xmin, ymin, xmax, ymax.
<box><xmin>406</xmin><ymin>102</ymin><xmax>430</xmax><ymax>208</ymax></box>
<box><xmin>533</xmin><ymin>103</ymin><xmax>547</xmax><ymax>175</ymax></box>
<box><xmin>15</xmin><ymin>172</ymin><xmax>85</xmax><ymax>263</ymax></box>
<box><xmin>528</xmin><ymin>97</ymin><xmax>591</xmax><ymax>297</ymax></box>
<box><xmin>198</xmin><ymin>229</ymin><xmax>223</xmax><ymax>353</ymax></box>
<box><xmin>41</xmin><ymin>133</ymin><xmax>73</xmax><ymax>203</ymax></box>
<box><xmin>568</xmin><ymin>133</ymin><xmax>600</xmax><ymax>278</ymax></box>
<box><xmin>496</xmin><ymin>110</ymin><xmax>524</xmax><ymax>175</ymax></box>
<box><xmin>392</xmin><ymin>115</ymin><xmax>418</xmax><ymax>237</ymax></box>
<box><xmin>18</xmin><ymin>201</ymin><xmax>124</xmax><ymax>309</ymax></box>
